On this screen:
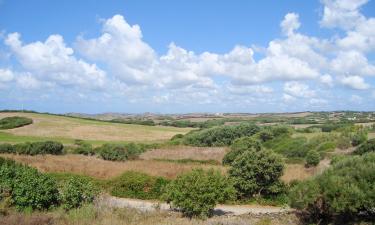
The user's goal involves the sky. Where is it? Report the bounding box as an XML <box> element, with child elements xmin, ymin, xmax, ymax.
<box><xmin>0</xmin><ymin>0</ymin><xmax>375</xmax><ymax>114</ymax></box>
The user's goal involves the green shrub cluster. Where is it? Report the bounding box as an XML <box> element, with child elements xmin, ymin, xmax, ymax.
<box><xmin>163</xmin><ymin>169</ymin><xmax>235</xmax><ymax>218</ymax></box>
<box><xmin>222</xmin><ymin>137</ymin><xmax>261</xmax><ymax>165</ymax></box>
<box><xmin>0</xmin><ymin>141</ymin><xmax>64</xmax><ymax>155</ymax></box>
<box><xmin>183</xmin><ymin>123</ymin><xmax>260</xmax><ymax>146</ymax></box>
<box><xmin>111</xmin><ymin>118</ymin><xmax>156</xmax><ymax>126</ymax></box>
<box><xmin>0</xmin><ymin>116</ymin><xmax>33</xmax><ymax>129</ymax></box>
<box><xmin>109</xmin><ymin>171</ymin><xmax>169</xmax><ymax>200</ymax></box>
<box><xmin>0</xmin><ymin>157</ymin><xmax>59</xmax><ymax>210</ymax></box>
<box><xmin>72</xmin><ymin>140</ymin><xmax>94</xmax><ymax>156</ymax></box>
<box><xmin>97</xmin><ymin>143</ymin><xmax>146</xmax><ymax>161</ymax></box>
<box><xmin>289</xmin><ymin>153</ymin><xmax>375</xmax><ymax>223</ymax></box>
<box><xmin>0</xmin><ymin>157</ymin><xmax>98</xmax><ymax>212</ymax></box>
<box><xmin>305</xmin><ymin>150</ymin><xmax>320</xmax><ymax>167</ymax></box>
<box><xmin>354</xmin><ymin>138</ymin><xmax>375</xmax><ymax>155</ymax></box>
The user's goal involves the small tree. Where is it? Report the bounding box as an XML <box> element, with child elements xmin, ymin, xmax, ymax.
<box><xmin>228</xmin><ymin>150</ymin><xmax>284</xmax><ymax>198</ymax></box>
<box><xmin>222</xmin><ymin>137</ymin><xmax>261</xmax><ymax>165</ymax></box>
<box><xmin>305</xmin><ymin>150</ymin><xmax>320</xmax><ymax>167</ymax></box>
<box><xmin>163</xmin><ymin>169</ymin><xmax>235</xmax><ymax>218</ymax></box>
<box><xmin>60</xmin><ymin>176</ymin><xmax>98</xmax><ymax>210</ymax></box>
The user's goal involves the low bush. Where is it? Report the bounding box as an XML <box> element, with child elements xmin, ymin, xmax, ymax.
<box><xmin>0</xmin><ymin>116</ymin><xmax>33</xmax><ymax>129</ymax></box>
<box><xmin>97</xmin><ymin>143</ymin><xmax>147</xmax><ymax>161</ymax></box>
<box><xmin>12</xmin><ymin>141</ymin><xmax>64</xmax><ymax>155</ymax></box>
<box><xmin>0</xmin><ymin>157</ymin><xmax>59</xmax><ymax>211</ymax></box>
<box><xmin>354</xmin><ymin>139</ymin><xmax>375</xmax><ymax>155</ymax></box>
<box><xmin>305</xmin><ymin>150</ymin><xmax>320</xmax><ymax>167</ymax></box>
<box><xmin>183</xmin><ymin>123</ymin><xmax>260</xmax><ymax>147</ymax></box>
<box><xmin>0</xmin><ymin>143</ymin><xmax>14</xmax><ymax>153</ymax></box>
<box><xmin>72</xmin><ymin>140</ymin><xmax>94</xmax><ymax>156</ymax></box>
<box><xmin>289</xmin><ymin>153</ymin><xmax>375</xmax><ymax>223</ymax></box>
<box><xmin>351</xmin><ymin>130</ymin><xmax>368</xmax><ymax>146</ymax></box>
<box><xmin>222</xmin><ymin>137</ymin><xmax>262</xmax><ymax>165</ymax></box>
<box><xmin>110</xmin><ymin>171</ymin><xmax>169</xmax><ymax>200</ymax></box>
<box><xmin>229</xmin><ymin>149</ymin><xmax>285</xmax><ymax>199</ymax></box>
<box><xmin>163</xmin><ymin>169</ymin><xmax>235</xmax><ymax>218</ymax></box>
<box><xmin>60</xmin><ymin>176</ymin><xmax>98</xmax><ymax>210</ymax></box>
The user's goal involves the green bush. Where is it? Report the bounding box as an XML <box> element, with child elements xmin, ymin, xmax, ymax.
<box><xmin>183</xmin><ymin>123</ymin><xmax>260</xmax><ymax>147</ymax></box>
<box><xmin>264</xmin><ymin>136</ymin><xmax>310</xmax><ymax>158</ymax></box>
<box><xmin>229</xmin><ymin>150</ymin><xmax>285</xmax><ymax>199</ymax></box>
<box><xmin>351</xmin><ymin>131</ymin><xmax>368</xmax><ymax>147</ymax></box>
<box><xmin>12</xmin><ymin>141</ymin><xmax>64</xmax><ymax>155</ymax></box>
<box><xmin>0</xmin><ymin>116</ymin><xmax>33</xmax><ymax>129</ymax></box>
<box><xmin>354</xmin><ymin>139</ymin><xmax>375</xmax><ymax>155</ymax></box>
<box><xmin>305</xmin><ymin>150</ymin><xmax>320</xmax><ymax>167</ymax></box>
<box><xmin>222</xmin><ymin>137</ymin><xmax>261</xmax><ymax>165</ymax></box>
<box><xmin>316</xmin><ymin>141</ymin><xmax>336</xmax><ymax>152</ymax></box>
<box><xmin>60</xmin><ymin>176</ymin><xmax>98</xmax><ymax>210</ymax></box>
<box><xmin>163</xmin><ymin>169</ymin><xmax>235</xmax><ymax>218</ymax></box>
<box><xmin>289</xmin><ymin>153</ymin><xmax>375</xmax><ymax>222</ymax></box>
<box><xmin>0</xmin><ymin>158</ymin><xmax>59</xmax><ymax>210</ymax></box>
<box><xmin>73</xmin><ymin>140</ymin><xmax>94</xmax><ymax>156</ymax></box>
<box><xmin>0</xmin><ymin>143</ymin><xmax>14</xmax><ymax>153</ymax></box>
<box><xmin>336</xmin><ymin>135</ymin><xmax>351</xmax><ymax>149</ymax></box>
<box><xmin>110</xmin><ymin>171</ymin><xmax>169</xmax><ymax>200</ymax></box>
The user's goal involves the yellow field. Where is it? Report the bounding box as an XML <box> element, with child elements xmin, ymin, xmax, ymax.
<box><xmin>0</xmin><ymin>112</ymin><xmax>192</xmax><ymax>143</ymax></box>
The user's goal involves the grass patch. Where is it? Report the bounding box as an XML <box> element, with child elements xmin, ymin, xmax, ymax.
<box><xmin>153</xmin><ymin>158</ymin><xmax>220</xmax><ymax>165</ymax></box>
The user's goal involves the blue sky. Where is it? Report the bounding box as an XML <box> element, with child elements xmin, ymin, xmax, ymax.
<box><xmin>0</xmin><ymin>0</ymin><xmax>375</xmax><ymax>113</ymax></box>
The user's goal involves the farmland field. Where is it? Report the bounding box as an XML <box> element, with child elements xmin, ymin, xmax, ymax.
<box><xmin>0</xmin><ymin>112</ymin><xmax>192</xmax><ymax>144</ymax></box>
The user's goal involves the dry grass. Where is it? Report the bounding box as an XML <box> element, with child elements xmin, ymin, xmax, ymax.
<box><xmin>282</xmin><ymin>164</ymin><xmax>316</xmax><ymax>183</ymax></box>
<box><xmin>140</xmin><ymin>146</ymin><xmax>228</xmax><ymax>162</ymax></box>
<box><xmin>0</xmin><ymin>112</ymin><xmax>192</xmax><ymax>143</ymax></box>
<box><xmin>368</xmin><ymin>132</ymin><xmax>375</xmax><ymax>139</ymax></box>
<box><xmin>0</xmin><ymin>154</ymin><xmax>225</xmax><ymax>179</ymax></box>
<box><xmin>0</xmin><ymin>204</ymin><xmax>300</xmax><ymax>225</ymax></box>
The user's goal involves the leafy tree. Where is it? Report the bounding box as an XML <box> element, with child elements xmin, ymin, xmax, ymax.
<box><xmin>305</xmin><ymin>150</ymin><xmax>320</xmax><ymax>167</ymax></box>
<box><xmin>289</xmin><ymin>153</ymin><xmax>375</xmax><ymax>223</ymax></box>
<box><xmin>228</xmin><ymin>150</ymin><xmax>284</xmax><ymax>198</ymax></box>
<box><xmin>163</xmin><ymin>169</ymin><xmax>235</xmax><ymax>218</ymax></box>
<box><xmin>60</xmin><ymin>176</ymin><xmax>98</xmax><ymax>210</ymax></box>
<box><xmin>222</xmin><ymin>137</ymin><xmax>261</xmax><ymax>165</ymax></box>
<box><xmin>256</xmin><ymin>130</ymin><xmax>274</xmax><ymax>142</ymax></box>
<box><xmin>354</xmin><ymin>139</ymin><xmax>375</xmax><ymax>155</ymax></box>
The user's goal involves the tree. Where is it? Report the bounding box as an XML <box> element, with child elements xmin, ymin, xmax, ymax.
<box><xmin>60</xmin><ymin>176</ymin><xmax>98</xmax><ymax>210</ymax></box>
<box><xmin>163</xmin><ymin>169</ymin><xmax>235</xmax><ymax>218</ymax></box>
<box><xmin>289</xmin><ymin>153</ymin><xmax>375</xmax><ymax>223</ymax></box>
<box><xmin>354</xmin><ymin>139</ymin><xmax>375</xmax><ymax>155</ymax></box>
<box><xmin>228</xmin><ymin>150</ymin><xmax>284</xmax><ymax>198</ymax></box>
<box><xmin>222</xmin><ymin>137</ymin><xmax>262</xmax><ymax>165</ymax></box>
<box><xmin>305</xmin><ymin>150</ymin><xmax>320</xmax><ymax>167</ymax></box>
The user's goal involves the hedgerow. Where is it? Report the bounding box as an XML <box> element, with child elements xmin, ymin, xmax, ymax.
<box><xmin>0</xmin><ymin>116</ymin><xmax>33</xmax><ymax>129</ymax></box>
<box><xmin>0</xmin><ymin>141</ymin><xmax>64</xmax><ymax>155</ymax></box>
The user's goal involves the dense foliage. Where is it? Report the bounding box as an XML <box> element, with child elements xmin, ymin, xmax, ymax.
<box><xmin>111</xmin><ymin>118</ymin><xmax>156</xmax><ymax>126</ymax></box>
<box><xmin>0</xmin><ymin>157</ymin><xmax>59</xmax><ymax>210</ymax></box>
<box><xmin>305</xmin><ymin>150</ymin><xmax>320</xmax><ymax>167</ymax></box>
<box><xmin>0</xmin><ymin>141</ymin><xmax>64</xmax><ymax>155</ymax></box>
<box><xmin>110</xmin><ymin>171</ymin><xmax>169</xmax><ymax>200</ymax></box>
<box><xmin>228</xmin><ymin>150</ymin><xmax>285</xmax><ymax>199</ymax></box>
<box><xmin>72</xmin><ymin>140</ymin><xmax>95</xmax><ymax>156</ymax></box>
<box><xmin>183</xmin><ymin>123</ymin><xmax>260</xmax><ymax>146</ymax></box>
<box><xmin>0</xmin><ymin>116</ymin><xmax>33</xmax><ymax>129</ymax></box>
<box><xmin>163</xmin><ymin>169</ymin><xmax>235</xmax><ymax>218</ymax></box>
<box><xmin>354</xmin><ymin>139</ymin><xmax>375</xmax><ymax>155</ymax></box>
<box><xmin>289</xmin><ymin>153</ymin><xmax>375</xmax><ymax>223</ymax></box>
<box><xmin>97</xmin><ymin>143</ymin><xmax>146</xmax><ymax>161</ymax></box>
<box><xmin>60</xmin><ymin>176</ymin><xmax>98</xmax><ymax>210</ymax></box>
<box><xmin>222</xmin><ymin>137</ymin><xmax>261</xmax><ymax>165</ymax></box>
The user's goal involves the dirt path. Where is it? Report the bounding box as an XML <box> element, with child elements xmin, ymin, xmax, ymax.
<box><xmin>98</xmin><ymin>195</ymin><xmax>293</xmax><ymax>216</ymax></box>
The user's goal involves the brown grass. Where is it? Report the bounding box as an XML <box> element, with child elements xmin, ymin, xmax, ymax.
<box><xmin>0</xmin><ymin>112</ymin><xmax>192</xmax><ymax>142</ymax></box>
<box><xmin>281</xmin><ymin>164</ymin><xmax>316</xmax><ymax>183</ymax></box>
<box><xmin>0</xmin><ymin>154</ymin><xmax>225</xmax><ymax>179</ymax></box>
<box><xmin>140</xmin><ymin>146</ymin><xmax>228</xmax><ymax>162</ymax></box>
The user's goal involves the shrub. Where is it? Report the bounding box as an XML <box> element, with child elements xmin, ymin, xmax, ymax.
<box><xmin>60</xmin><ymin>176</ymin><xmax>98</xmax><ymax>210</ymax></box>
<box><xmin>256</xmin><ymin>130</ymin><xmax>274</xmax><ymax>142</ymax></box>
<box><xmin>0</xmin><ymin>143</ymin><xmax>14</xmax><ymax>153</ymax></box>
<box><xmin>229</xmin><ymin>150</ymin><xmax>285</xmax><ymax>199</ymax></box>
<box><xmin>0</xmin><ymin>116</ymin><xmax>33</xmax><ymax>129</ymax></box>
<box><xmin>336</xmin><ymin>136</ymin><xmax>351</xmax><ymax>150</ymax></box>
<box><xmin>222</xmin><ymin>137</ymin><xmax>262</xmax><ymax>165</ymax></box>
<box><xmin>110</xmin><ymin>171</ymin><xmax>169</xmax><ymax>200</ymax></box>
<box><xmin>0</xmin><ymin>158</ymin><xmax>59</xmax><ymax>210</ymax></box>
<box><xmin>163</xmin><ymin>169</ymin><xmax>235</xmax><ymax>218</ymax></box>
<box><xmin>264</xmin><ymin>136</ymin><xmax>310</xmax><ymax>158</ymax></box>
<box><xmin>183</xmin><ymin>123</ymin><xmax>260</xmax><ymax>147</ymax></box>
<box><xmin>73</xmin><ymin>140</ymin><xmax>94</xmax><ymax>156</ymax></box>
<box><xmin>316</xmin><ymin>141</ymin><xmax>336</xmax><ymax>152</ymax></box>
<box><xmin>289</xmin><ymin>153</ymin><xmax>375</xmax><ymax>222</ymax></box>
<box><xmin>305</xmin><ymin>150</ymin><xmax>320</xmax><ymax>167</ymax></box>
<box><xmin>12</xmin><ymin>141</ymin><xmax>64</xmax><ymax>155</ymax></box>
<box><xmin>354</xmin><ymin>139</ymin><xmax>375</xmax><ymax>155</ymax></box>
<box><xmin>97</xmin><ymin>143</ymin><xmax>146</xmax><ymax>161</ymax></box>
<box><xmin>351</xmin><ymin>130</ymin><xmax>368</xmax><ymax>147</ymax></box>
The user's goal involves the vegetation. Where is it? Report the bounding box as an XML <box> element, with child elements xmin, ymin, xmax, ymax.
<box><xmin>0</xmin><ymin>141</ymin><xmax>64</xmax><ymax>155</ymax></box>
<box><xmin>163</xmin><ymin>169</ymin><xmax>235</xmax><ymax>218</ymax></box>
<box><xmin>354</xmin><ymin>139</ymin><xmax>375</xmax><ymax>155</ymax></box>
<box><xmin>305</xmin><ymin>150</ymin><xmax>320</xmax><ymax>167</ymax></box>
<box><xmin>60</xmin><ymin>176</ymin><xmax>98</xmax><ymax>210</ymax></box>
<box><xmin>0</xmin><ymin>116</ymin><xmax>33</xmax><ymax>129</ymax></box>
<box><xmin>97</xmin><ymin>143</ymin><xmax>148</xmax><ymax>161</ymax></box>
<box><xmin>183</xmin><ymin>123</ymin><xmax>260</xmax><ymax>147</ymax></box>
<box><xmin>222</xmin><ymin>137</ymin><xmax>261</xmax><ymax>165</ymax></box>
<box><xmin>289</xmin><ymin>153</ymin><xmax>375</xmax><ymax>223</ymax></box>
<box><xmin>110</xmin><ymin>171</ymin><xmax>169</xmax><ymax>200</ymax></box>
<box><xmin>228</xmin><ymin>150</ymin><xmax>285</xmax><ymax>199</ymax></box>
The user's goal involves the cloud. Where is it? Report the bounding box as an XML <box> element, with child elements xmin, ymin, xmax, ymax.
<box><xmin>331</xmin><ymin>50</ymin><xmax>375</xmax><ymax>76</ymax></box>
<box><xmin>340</xmin><ymin>75</ymin><xmax>370</xmax><ymax>89</ymax></box>
<box><xmin>283</xmin><ymin>81</ymin><xmax>316</xmax><ymax>98</ymax></box>
<box><xmin>281</xmin><ymin>13</ymin><xmax>301</xmax><ymax>36</ymax></box>
<box><xmin>350</xmin><ymin>94</ymin><xmax>363</xmax><ymax>103</ymax></box>
<box><xmin>0</xmin><ymin>68</ymin><xmax>14</xmax><ymax>82</ymax></box>
<box><xmin>5</xmin><ymin>33</ymin><xmax>107</xmax><ymax>90</ymax></box>
<box><xmin>320</xmin><ymin>74</ymin><xmax>334</xmax><ymax>86</ymax></box>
